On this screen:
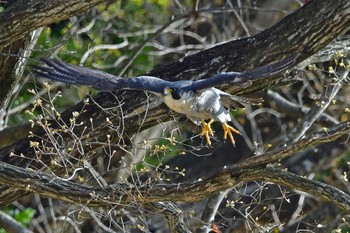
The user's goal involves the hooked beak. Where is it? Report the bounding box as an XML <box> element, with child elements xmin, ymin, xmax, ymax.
<box><xmin>163</xmin><ymin>87</ymin><xmax>172</xmax><ymax>96</ymax></box>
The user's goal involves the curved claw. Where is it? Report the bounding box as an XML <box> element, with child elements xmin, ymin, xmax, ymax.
<box><xmin>199</xmin><ymin>119</ymin><xmax>214</xmax><ymax>145</ymax></box>
<box><xmin>222</xmin><ymin>122</ymin><xmax>241</xmax><ymax>145</ymax></box>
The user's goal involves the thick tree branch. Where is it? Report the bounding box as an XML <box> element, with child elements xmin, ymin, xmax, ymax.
<box><xmin>0</xmin><ymin>0</ymin><xmax>104</xmax><ymax>47</ymax></box>
<box><xmin>0</xmin><ymin>122</ymin><xmax>349</xmax><ymax>210</ymax></box>
<box><xmin>241</xmin><ymin>168</ymin><xmax>350</xmax><ymax>212</ymax></box>
<box><xmin>0</xmin><ymin>29</ymin><xmax>42</xmax><ymax>127</ymax></box>
<box><xmin>236</xmin><ymin>121</ymin><xmax>350</xmax><ymax>169</ymax></box>
<box><xmin>0</xmin><ymin>36</ymin><xmax>30</xmax><ymax>115</ymax></box>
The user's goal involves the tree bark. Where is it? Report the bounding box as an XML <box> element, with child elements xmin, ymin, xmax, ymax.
<box><xmin>0</xmin><ymin>122</ymin><xmax>349</xmax><ymax>210</ymax></box>
<box><xmin>0</xmin><ymin>0</ymin><xmax>105</xmax><ymax>47</ymax></box>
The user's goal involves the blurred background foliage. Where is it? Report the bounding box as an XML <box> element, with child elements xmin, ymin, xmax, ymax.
<box><xmin>0</xmin><ymin>208</ymin><xmax>36</xmax><ymax>233</ymax></box>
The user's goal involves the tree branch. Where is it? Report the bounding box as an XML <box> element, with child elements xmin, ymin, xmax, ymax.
<box><xmin>285</xmin><ymin>69</ymin><xmax>350</xmax><ymax>144</ymax></box>
<box><xmin>0</xmin><ymin>0</ymin><xmax>104</xmax><ymax>47</ymax></box>
<box><xmin>266</xmin><ymin>89</ymin><xmax>339</xmax><ymax>127</ymax></box>
<box><xmin>240</xmin><ymin>168</ymin><xmax>350</xmax><ymax>212</ymax></box>
<box><xmin>0</xmin><ymin>122</ymin><xmax>349</xmax><ymax>210</ymax></box>
<box><xmin>236</xmin><ymin>121</ymin><xmax>350</xmax><ymax>169</ymax></box>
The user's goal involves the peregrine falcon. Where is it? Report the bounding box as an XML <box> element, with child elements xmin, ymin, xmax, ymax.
<box><xmin>32</xmin><ymin>56</ymin><xmax>296</xmax><ymax>145</ymax></box>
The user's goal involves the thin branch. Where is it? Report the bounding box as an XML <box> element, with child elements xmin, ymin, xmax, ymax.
<box><xmin>285</xmin><ymin>69</ymin><xmax>350</xmax><ymax>144</ymax></box>
<box><xmin>266</xmin><ymin>89</ymin><xmax>339</xmax><ymax>127</ymax></box>
<box><xmin>117</xmin><ymin>15</ymin><xmax>189</xmax><ymax>76</ymax></box>
<box><xmin>80</xmin><ymin>39</ymin><xmax>129</xmax><ymax>65</ymax></box>
<box><xmin>197</xmin><ymin>189</ymin><xmax>232</xmax><ymax>233</ymax></box>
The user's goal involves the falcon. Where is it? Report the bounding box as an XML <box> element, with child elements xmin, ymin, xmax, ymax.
<box><xmin>32</xmin><ymin>56</ymin><xmax>296</xmax><ymax>145</ymax></box>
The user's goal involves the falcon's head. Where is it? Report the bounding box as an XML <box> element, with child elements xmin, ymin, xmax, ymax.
<box><xmin>163</xmin><ymin>87</ymin><xmax>184</xmax><ymax>100</ymax></box>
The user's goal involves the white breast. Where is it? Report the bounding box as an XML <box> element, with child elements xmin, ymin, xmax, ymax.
<box><xmin>163</xmin><ymin>92</ymin><xmax>194</xmax><ymax>115</ymax></box>
<box><xmin>163</xmin><ymin>88</ymin><xmax>232</xmax><ymax>124</ymax></box>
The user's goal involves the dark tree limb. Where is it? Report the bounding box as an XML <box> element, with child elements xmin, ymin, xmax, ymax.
<box><xmin>0</xmin><ymin>0</ymin><xmax>33</xmax><ymax>116</ymax></box>
<box><xmin>236</xmin><ymin>121</ymin><xmax>350</xmax><ymax>170</ymax></box>
<box><xmin>241</xmin><ymin>168</ymin><xmax>350</xmax><ymax>212</ymax></box>
<box><xmin>0</xmin><ymin>122</ymin><xmax>349</xmax><ymax>210</ymax></box>
<box><xmin>0</xmin><ymin>0</ymin><xmax>104</xmax><ymax>47</ymax></box>
<box><xmin>0</xmin><ymin>36</ymin><xmax>30</xmax><ymax>113</ymax></box>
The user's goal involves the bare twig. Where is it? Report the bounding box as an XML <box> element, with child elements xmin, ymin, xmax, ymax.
<box><xmin>266</xmin><ymin>89</ymin><xmax>339</xmax><ymax>127</ymax></box>
<box><xmin>285</xmin><ymin>69</ymin><xmax>350</xmax><ymax>144</ymax></box>
<box><xmin>197</xmin><ymin>189</ymin><xmax>232</xmax><ymax>233</ymax></box>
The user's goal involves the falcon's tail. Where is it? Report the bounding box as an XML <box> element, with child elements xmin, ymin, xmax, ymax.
<box><xmin>221</xmin><ymin>95</ymin><xmax>263</xmax><ymax>109</ymax></box>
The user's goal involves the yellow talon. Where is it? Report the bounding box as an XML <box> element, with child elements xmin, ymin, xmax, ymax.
<box><xmin>222</xmin><ymin>122</ymin><xmax>241</xmax><ymax>144</ymax></box>
<box><xmin>199</xmin><ymin>119</ymin><xmax>214</xmax><ymax>145</ymax></box>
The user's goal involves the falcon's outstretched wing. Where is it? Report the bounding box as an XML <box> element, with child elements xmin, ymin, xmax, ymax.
<box><xmin>186</xmin><ymin>55</ymin><xmax>298</xmax><ymax>91</ymax></box>
<box><xmin>32</xmin><ymin>58</ymin><xmax>174</xmax><ymax>95</ymax></box>
<box><xmin>33</xmin><ymin>55</ymin><xmax>297</xmax><ymax>94</ymax></box>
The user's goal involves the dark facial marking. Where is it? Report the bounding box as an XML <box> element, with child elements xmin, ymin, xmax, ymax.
<box><xmin>171</xmin><ymin>88</ymin><xmax>184</xmax><ymax>100</ymax></box>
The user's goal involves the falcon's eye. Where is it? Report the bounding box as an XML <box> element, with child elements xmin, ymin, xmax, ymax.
<box><xmin>171</xmin><ymin>88</ymin><xmax>183</xmax><ymax>100</ymax></box>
